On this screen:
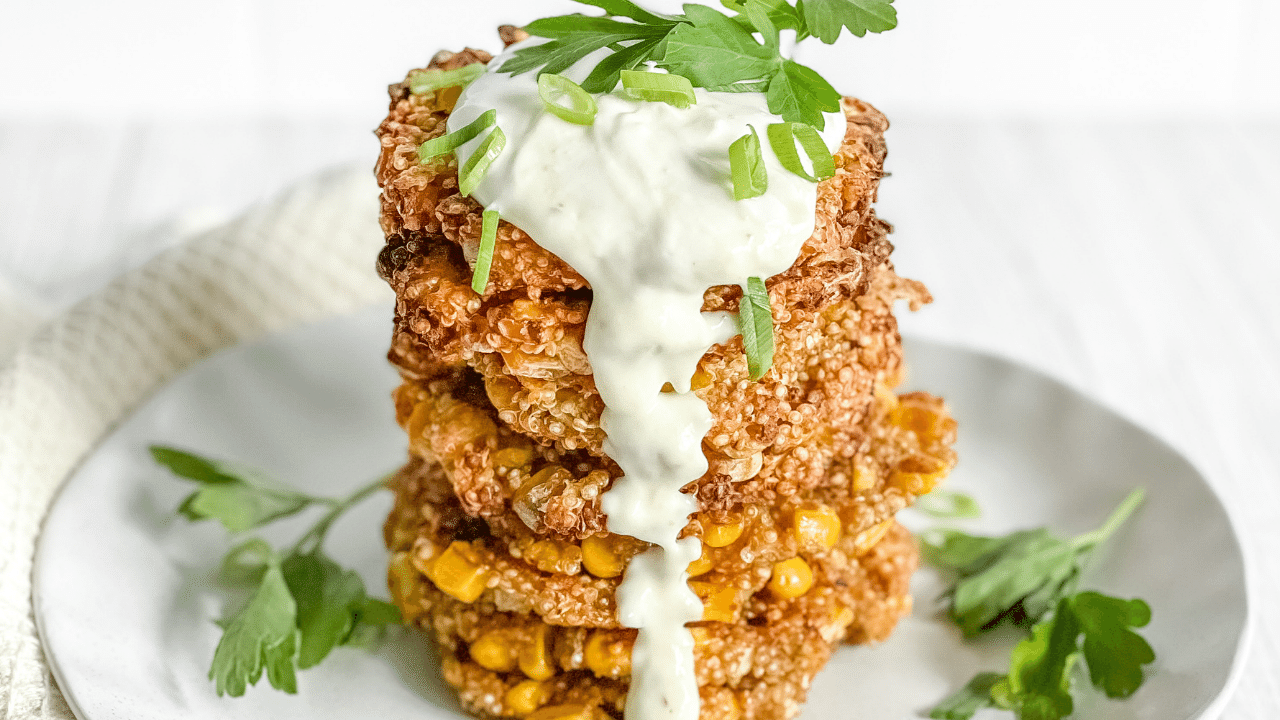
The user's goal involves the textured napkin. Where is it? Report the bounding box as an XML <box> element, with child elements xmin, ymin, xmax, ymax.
<box><xmin>0</xmin><ymin>166</ymin><xmax>391</xmax><ymax>719</ymax></box>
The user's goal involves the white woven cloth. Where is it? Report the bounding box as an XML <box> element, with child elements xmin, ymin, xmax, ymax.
<box><xmin>0</xmin><ymin>166</ymin><xmax>391</xmax><ymax>719</ymax></box>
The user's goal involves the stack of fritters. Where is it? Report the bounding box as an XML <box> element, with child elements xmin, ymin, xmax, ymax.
<box><xmin>375</xmin><ymin>47</ymin><xmax>958</xmax><ymax>720</ymax></box>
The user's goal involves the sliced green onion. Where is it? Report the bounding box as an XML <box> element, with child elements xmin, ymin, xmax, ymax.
<box><xmin>738</xmin><ymin>276</ymin><xmax>774</xmax><ymax>381</ymax></box>
<box><xmin>472</xmin><ymin>209</ymin><xmax>499</xmax><ymax>294</ymax></box>
<box><xmin>409</xmin><ymin>63</ymin><xmax>485</xmax><ymax>95</ymax></box>
<box><xmin>766</xmin><ymin>122</ymin><xmax>835</xmax><ymax>182</ymax></box>
<box><xmin>537</xmin><ymin>73</ymin><xmax>598</xmax><ymax>125</ymax></box>
<box><xmin>417</xmin><ymin>109</ymin><xmax>496</xmax><ymax>164</ymax></box>
<box><xmin>620</xmin><ymin>69</ymin><xmax>697</xmax><ymax>109</ymax></box>
<box><xmin>729</xmin><ymin>126</ymin><xmax>768</xmax><ymax>200</ymax></box>
<box><xmin>458</xmin><ymin>125</ymin><xmax>507</xmax><ymax>197</ymax></box>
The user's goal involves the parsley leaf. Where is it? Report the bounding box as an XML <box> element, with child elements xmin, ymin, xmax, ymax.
<box><xmin>502</xmin><ymin>10</ymin><xmax>679</xmax><ymax>92</ymax></box>
<box><xmin>502</xmin><ymin>0</ymin><xmax>887</xmax><ymax>129</ymax></box>
<box><xmin>343</xmin><ymin>598</ymin><xmax>404</xmax><ymax>649</ymax></box>
<box><xmin>659</xmin><ymin>5</ymin><xmax>778</xmax><ymax>90</ymax></box>
<box><xmin>980</xmin><ymin>592</ymin><xmax>1155</xmax><ymax>720</ymax></box>
<box><xmin>991</xmin><ymin>599</ymin><xmax>1079</xmax><ymax>720</ymax></box>
<box><xmin>923</xmin><ymin>488</ymin><xmax>1145</xmax><ymax>636</ymax></box>
<box><xmin>1071</xmin><ymin>591</ymin><xmax>1155</xmax><ymax>698</ymax></box>
<box><xmin>220</xmin><ymin>537</ymin><xmax>275</xmax><ymax>585</ymax></box>
<box><xmin>928</xmin><ymin>671</ymin><xmax>1003</xmax><ymax>720</ymax></box>
<box><xmin>281</xmin><ymin>552</ymin><xmax>369</xmax><ymax>669</ymax></box>
<box><xmin>154</xmin><ymin>446</ymin><xmax>317</xmax><ymax>532</ymax></box>
<box><xmin>766</xmin><ymin>59</ymin><xmax>841</xmax><ymax>129</ymax></box>
<box><xmin>924</xmin><ymin>489</ymin><xmax>1156</xmax><ymax>720</ymax></box>
<box><xmin>798</xmin><ymin>0</ymin><xmax>897</xmax><ymax>43</ymax></box>
<box><xmin>179</xmin><ymin>482</ymin><xmax>314</xmax><ymax>533</ymax></box>
<box><xmin>209</xmin><ymin>558</ymin><xmax>299</xmax><ymax>696</ymax></box>
<box><xmin>723</xmin><ymin>0</ymin><xmax>808</xmax><ymax>39</ymax></box>
<box><xmin>916</xmin><ymin>488</ymin><xmax>982</xmax><ymax>519</ymax></box>
<box><xmin>152</xmin><ymin>447</ymin><xmax>401</xmax><ymax>696</ymax></box>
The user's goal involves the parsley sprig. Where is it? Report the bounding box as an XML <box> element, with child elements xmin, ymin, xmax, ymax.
<box><xmin>924</xmin><ymin>488</ymin><xmax>1156</xmax><ymax>720</ymax></box>
<box><xmin>499</xmin><ymin>0</ymin><xmax>896</xmax><ymax>129</ymax></box>
<box><xmin>151</xmin><ymin>446</ymin><xmax>401</xmax><ymax>697</ymax></box>
<box><xmin>923</xmin><ymin>488</ymin><xmax>1146</xmax><ymax>636</ymax></box>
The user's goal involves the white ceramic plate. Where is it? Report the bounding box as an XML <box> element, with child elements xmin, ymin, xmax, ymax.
<box><xmin>35</xmin><ymin>306</ymin><xmax>1249</xmax><ymax>720</ymax></box>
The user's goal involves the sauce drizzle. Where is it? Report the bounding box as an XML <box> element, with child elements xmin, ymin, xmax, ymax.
<box><xmin>451</xmin><ymin>45</ymin><xmax>844</xmax><ymax>720</ymax></box>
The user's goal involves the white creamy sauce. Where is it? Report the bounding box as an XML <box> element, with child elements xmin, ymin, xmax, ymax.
<box><xmin>451</xmin><ymin>43</ymin><xmax>844</xmax><ymax>720</ymax></box>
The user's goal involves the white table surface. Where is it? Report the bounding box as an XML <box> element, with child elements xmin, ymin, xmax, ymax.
<box><xmin>2</xmin><ymin>115</ymin><xmax>1277</xmax><ymax>717</ymax></box>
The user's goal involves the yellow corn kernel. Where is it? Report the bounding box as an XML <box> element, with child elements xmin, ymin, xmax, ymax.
<box><xmin>493</xmin><ymin>446</ymin><xmax>534</xmax><ymax>469</ymax></box>
<box><xmin>820</xmin><ymin>605</ymin><xmax>855</xmax><ymax>643</ymax></box>
<box><xmin>470</xmin><ymin>630</ymin><xmax>518</xmax><ymax>673</ymax></box>
<box><xmin>686</xmin><ymin>543</ymin><xmax>713</xmax><ymax>577</ymax></box>
<box><xmin>702</xmin><ymin>516</ymin><xmax>744</xmax><ymax>548</ymax></box>
<box><xmin>852</xmin><ymin>461</ymin><xmax>878</xmax><ymax>491</ymax></box>
<box><xmin>526</xmin><ymin>539</ymin><xmax>582</xmax><ymax>575</ymax></box>
<box><xmin>405</xmin><ymin>400</ymin><xmax>433</xmax><ymax>446</ymax></box>
<box><xmin>689</xmin><ymin>626</ymin><xmax>712</xmax><ymax>649</ymax></box>
<box><xmin>794</xmin><ymin>506</ymin><xmax>842</xmax><ymax>550</ymax></box>
<box><xmin>768</xmin><ymin>557</ymin><xmax>814</xmax><ymax>600</ymax></box>
<box><xmin>853</xmin><ymin>520</ymin><xmax>894</xmax><ymax>555</ymax></box>
<box><xmin>584</xmin><ymin>631</ymin><xmax>633</xmax><ymax>679</ymax></box>
<box><xmin>722</xmin><ymin>694</ymin><xmax>743</xmax><ymax>720</ymax></box>
<box><xmin>528</xmin><ymin>705</ymin><xmax>593</xmax><ymax>720</ymax></box>
<box><xmin>427</xmin><ymin>541</ymin><xmax>489</xmax><ymax>603</ymax></box>
<box><xmin>874</xmin><ymin>382</ymin><xmax>899</xmax><ymax>411</ymax></box>
<box><xmin>581</xmin><ymin>535</ymin><xmax>625</xmax><ymax>579</ymax></box>
<box><xmin>506</xmin><ymin>679</ymin><xmax>552</xmax><ymax>715</ymax></box>
<box><xmin>519</xmin><ymin>624</ymin><xmax>556</xmax><ymax>681</ymax></box>
<box><xmin>690</xmin><ymin>368</ymin><xmax>712</xmax><ymax>391</ymax></box>
<box><xmin>890</xmin><ymin>456</ymin><xmax>948</xmax><ymax>495</ymax></box>
<box><xmin>689</xmin><ymin>581</ymin><xmax>739</xmax><ymax>623</ymax></box>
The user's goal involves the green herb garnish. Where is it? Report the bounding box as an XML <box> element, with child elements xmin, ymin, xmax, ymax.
<box><xmin>916</xmin><ymin>488</ymin><xmax>982</xmax><ymax>520</ymax></box>
<box><xmin>538</xmin><ymin>73</ymin><xmax>599</xmax><ymax>124</ymax></box>
<box><xmin>620</xmin><ymin>68</ymin><xmax>698</xmax><ymax>108</ymax></box>
<box><xmin>473</xmin><ymin>209</ymin><xmax>500</xmax><ymax>294</ymax></box>
<box><xmin>499</xmin><ymin>0</ymin><xmax>893</xmax><ymax>130</ymax></box>
<box><xmin>766</xmin><ymin>121</ymin><xmax>835</xmax><ymax>182</ymax></box>
<box><xmin>729</xmin><ymin>125</ymin><xmax>768</xmax><ymax>200</ymax></box>
<box><xmin>738</xmin><ymin>276</ymin><xmax>775</xmax><ymax>380</ymax></box>
<box><xmin>151</xmin><ymin>446</ymin><xmax>401</xmax><ymax>697</ymax></box>
<box><xmin>409</xmin><ymin>63</ymin><xmax>486</xmax><ymax>95</ymax></box>
<box><xmin>458</xmin><ymin>125</ymin><xmax>507</xmax><ymax>197</ymax></box>
<box><xmin>924</xmin><ymin>488</ymin><xmax>1155</xmax><ymax>720</ymax></box>
<box><xmin>417</xmin><ymin>109</ymin><xmax>497</xmax><ymax>164</ymax></box>
<box><xmin>923</xmin><ymin>487</ymin><xmax>1145</xmax><ymax>636</ymax></box>
<box><xmin>932</xmin><ymin>592</ymin><xmax>1155</xmax><ymax>720</ymax></box>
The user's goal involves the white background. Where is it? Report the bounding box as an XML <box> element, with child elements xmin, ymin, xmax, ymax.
<box><xmin>1</xmin><ymin>0</ymin><xmax>1278</xmax><ymax>717</ymax></box>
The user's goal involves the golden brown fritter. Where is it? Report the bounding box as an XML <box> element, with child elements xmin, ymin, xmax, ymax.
<box><xmin>388</xmin><ymin>480</ymin><xmax>917</xmax><ymax>720</ymax></box>
<box><xmin>375</xmin><ymin>52</ymin><xmax>916</xmax><ymax>460</ymax></box>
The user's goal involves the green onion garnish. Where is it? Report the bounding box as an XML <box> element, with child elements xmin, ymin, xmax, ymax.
<box><xmin>620</xmin><ymin>69</ymin><xmax>697</xmax><ymax>109</ymax></box>
<box><xmin>472</xmin><ymin>209</ymin><xmax>499</xmax><ymax>294</ymax></box>
<box><xmin>766</xmin><ymin>122</ymin><xmax>835</xmax><ymax>182</ymax></box>
<box><xmin>458</xmin><ymin>125</ymin><xmax>507</xmax><ymax>197</ymax></box>
<box><xmin>409</xmin><ymin>63</ymin><xmax>485</xmax><ymax>95</ymax></box>
<box><xmin>537</xmin><ymin>73</ymin><xmax>598</xmax><ymax>125</ymax></box>
<box><xmin>729</xmin><ymin>126</ymin><xmax>768</xmax><ymax>200</ymax></box>
<box><xmin>417</xmin><ymin>109</ymin><xmax>496</xmax><ymax>164</ymax></box>
<box><xmin>738</xmin><ymin>276</ymin><xmax>774</xmax><ymax>381</ymax></box>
